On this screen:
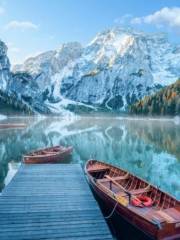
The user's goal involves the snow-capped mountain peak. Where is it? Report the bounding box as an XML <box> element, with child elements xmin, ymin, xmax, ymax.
<box><xmin>1</xmin><ymin>27</ymin><xmax>180</xmax><ymax>114</ymax></box>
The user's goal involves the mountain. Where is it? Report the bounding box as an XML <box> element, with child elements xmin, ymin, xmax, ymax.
<box><xmin>0</xmin><ymin>40</ymin><xmax>35</xmax><ymax>114</ymax></box>
<box><xmin>130</xmin><ymin>79</ymin><xmax>180</xmax><ymax>116</ymax></box>
<box><xmin>1</xmin><ymin>27</ymin><xmax>180</xmax><ymax>114</ymax></box>
<box><xmin>0</xmin><ymin>41</ymin><xmax>11</xmax><ymax>91</ymax></box>
<box><xmin>58</xmin><ymin>28</ymin><xmax>180</xmax><ymax>111</ymax></box>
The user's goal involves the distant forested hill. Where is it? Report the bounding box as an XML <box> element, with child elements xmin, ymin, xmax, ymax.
<box><xmin>130</xmin><ymin>79</ymin><xmax>180</xmax><ymax>116</ymax></box>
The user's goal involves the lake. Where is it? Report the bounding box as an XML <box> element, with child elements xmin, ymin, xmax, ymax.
<box><xmin>0</xmin><ymin>116</ymin><xmax>179</xmax><ymax>200</ymax></box>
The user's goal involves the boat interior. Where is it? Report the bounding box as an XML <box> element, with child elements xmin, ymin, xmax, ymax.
<box><xmin>30</xmin><ymin>146</ymin><xmax>62</xmax><ymax>156</ymax></box>
<box><xmin>87</xmin><ymin>160</ymin><xmax>180</xmax><ymax>224</ymax></box>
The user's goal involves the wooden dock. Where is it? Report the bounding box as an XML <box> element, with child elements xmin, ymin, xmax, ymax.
<box><xmin>0</xmin><ymin>164</ymin><xmax>113</xmax><ymax>240</ymax></box>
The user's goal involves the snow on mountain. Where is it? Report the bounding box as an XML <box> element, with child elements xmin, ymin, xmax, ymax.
<box><xmin>9</xmin><ymin>42</ymin><xmax>82</xmax><ymax>114</ymax></box>
<box><xmin>1</xmin><ymin>27</ymin><xmax>180</xmax><ymax>114</ymax></box>
<box><xmin>13</xmin><ymin>42</ymin><xmax>82</xmax><ymax>98</ymax></box>
<box><xmin>59</xmin><ymin>28</ymin><xmax>180</xmax><ymax>111</ymax></box>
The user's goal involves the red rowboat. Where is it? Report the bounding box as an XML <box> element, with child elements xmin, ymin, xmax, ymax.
<box><xmin>85</xmin><ymin>160</ymin><xmax>180</xmax><ymax>240</ymax></box>
<box><xmin>23</xmin><ymin>146</ymin><xmax>73</xmax><ymax>164</ymax></box>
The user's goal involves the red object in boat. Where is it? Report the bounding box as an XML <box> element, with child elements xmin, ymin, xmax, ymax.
<box><xmin>23</xmin><ymin>146</ymin><xmax>73</xmax><ymax>164</ymax></box>
<box><xmin>131</xmin><ymin>195</ymin><xmax>153</xmax><ymax>207</ymax></box>
<box><xmin>85</xmin><ymin>160</ymin><xmax>180</xmax><ymax>240</ymax></box>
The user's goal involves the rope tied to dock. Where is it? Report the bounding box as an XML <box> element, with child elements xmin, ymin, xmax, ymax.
<box><xmin>104</xmin><ymin>197</ymin><xmax>119</xmax><ymax>219</ymax></box>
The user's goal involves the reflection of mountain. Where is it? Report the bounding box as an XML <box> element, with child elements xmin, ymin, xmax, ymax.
<box><xmin>126</xmin><ymin>120</ymin><xmax>180</xmax><ymax>160</ymax></box>
<box><xmin>0</xmin><ymin>117</ymin><xmax>179</xmax><ymax>198</ymax></box>
<box><xmin>56</xmin><ymin>118</ymin><xmax>179</xmax><ymax>198</ymax></box>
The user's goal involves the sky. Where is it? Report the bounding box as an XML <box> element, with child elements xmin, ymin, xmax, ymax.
<box><xmin>0</xmin><ymin>0</ymin><xmax>179</xmax><ymax>65</ymax></box>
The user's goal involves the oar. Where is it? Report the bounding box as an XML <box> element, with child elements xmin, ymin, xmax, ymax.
<box><xmin>105</xmin><ymin>175</ymin><xmax>130</xmax><ymax>194</ymax></box>
<box><xmin>105</xmin><ymin>175</ymin><xmax>146</xmax><ymax>205</ymax></box>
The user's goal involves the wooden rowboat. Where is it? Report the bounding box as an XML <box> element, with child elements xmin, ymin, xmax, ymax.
<box><xmin>85</xmin><ymin>160</ymin><xmax>180</xmax><ymax>240</ymax></box>
<box><xmin>0</xmin><ymin>123</ymin><xmax>26</xmax><ymax>129</ymax></box>
<box><xmin>23</xmin><ymin>146</ymin><xmax>73</xmax><ymax>164</ymax></box>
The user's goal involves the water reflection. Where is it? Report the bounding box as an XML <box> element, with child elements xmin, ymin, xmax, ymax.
<box><xmin>0</xmin><ymin>117</ymin><xmax>179</xmax><ymax>199</ymax></box>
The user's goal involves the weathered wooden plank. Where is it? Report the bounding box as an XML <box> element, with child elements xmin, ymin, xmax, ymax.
<box><xmin>0</xmin><ymin>220</ymin><xmax>107</xmax><ymax>231</ymax></box>
<box><xmin>0</xmin><ymin>163</ymin><xmax>112</xmax><ymax>240</ymax></box>
<box><xmin>0</xmin><ymin>216</ymin><xmax>105</xmax><ymax>225</ymax></box>
<box><xmin>0</xmin><ymin>223</ymin><xmax>111</xmax><ymax>236</ymax></box>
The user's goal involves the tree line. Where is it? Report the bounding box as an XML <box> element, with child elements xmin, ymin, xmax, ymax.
<box><xmin>130</xmin><ymin>79</ymin><xmax>180</xmax><ymax>116</ymax></box>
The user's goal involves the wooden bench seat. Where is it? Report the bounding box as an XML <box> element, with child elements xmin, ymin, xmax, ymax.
<box><xmin>88</xmin><ymin>166</ymin><xmax>110</xmax><ymax>173</ymax></box>
<box><xmin>163</xmin><ymin>208</ymin><xmax>180</xmax><ymax>222</ymax></box>
<box><xmin>98</xmin><ymin>173</ymin><xmax>129</xmax><ymax>183</ymax></box>
<box><xmin>156</xmin><ymin>210</ymin><xmax>177</xmax><ymax>223</ymax></box>
<box><xmin>129</xmin><ymin>186</ymin><xmax>151</xmax><ymax>195</ymax></box>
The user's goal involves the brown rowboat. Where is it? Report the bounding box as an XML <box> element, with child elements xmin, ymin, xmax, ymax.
<box><xmin>23</xmin><ymin>146</ymin><xmax>73</xmax><ymax>164</ymax></box>
<box><xmin>85</xmin><ymin>160</ymin><xmax>180</xmax><ymax>240</ymax></box>
<box><xmin>0</xmin><ymin>123</ymin><xmax>26</xmax><ymax>129</ymax></box>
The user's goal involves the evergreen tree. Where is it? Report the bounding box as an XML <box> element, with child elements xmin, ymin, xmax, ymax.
<box><xmin>130</xmin><ymin>79</ymin><xmax>180</xmax><ymax>116</ymax></box>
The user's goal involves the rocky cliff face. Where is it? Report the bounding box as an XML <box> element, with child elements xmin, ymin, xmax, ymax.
<box><xmin>0</xmin><ymin>41</ymin><xmax>37</xmax><ymax>114</ymax></box>
<box><xmin>13</xmin><ymin>42</ymin><xmax>83</xmax><ymax>114</ymax></box>
<box><xmin>14</xmin><ymin>42</ymin><xmax>83</xmax><ymax>101</ymax></box>
<box><xmin>0</xmin><ymin>41</ymin><xmax>11</xmax><ymax>91</ymax></box>
<box><xmin>0</xmin><ymin>27</ymin><xmax>180</xmax><ymax>114</ymax></box>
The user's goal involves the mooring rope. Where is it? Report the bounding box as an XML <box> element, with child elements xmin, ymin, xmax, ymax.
<box><xmin>104</xmin><ymin>201</ymin><xmax>119</xmax><ymax>219</ymax></box>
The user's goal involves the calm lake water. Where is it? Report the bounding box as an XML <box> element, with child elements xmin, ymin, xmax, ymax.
<box><xmin>0</xmin><ymin>116</ymin><xmax>179</xmax><ymax>200</ymax></box>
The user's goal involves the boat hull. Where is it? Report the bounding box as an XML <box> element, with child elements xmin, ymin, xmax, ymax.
<box><xmin>90</xmin><ymin>183</ymin><xmax>154</xmax><ymax>240</ymax></box>
<box><xmin>88</xmin><ymin>178</ymin><xmax>158</xmax><ymax>239</ymax></box>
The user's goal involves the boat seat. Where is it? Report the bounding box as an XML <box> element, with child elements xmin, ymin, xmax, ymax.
<box><xmin>129</xmin><ymin>185</ymin><xmax>151</xmax><ymax>195</ymax></box>
<box><xmin>98</xmin><ymin>173</ymin><xmax>129</xmax><ymax>183</ymax></box>
<box><xmin>164</xmin><ymin>208</ymin><xmax>180</xmax><ymax>221</ymax></box>
<box><xmin>144</xmin><ymin>208</ymin><xmax>180</xmax><ymax>225</ymax></box>
<box><xmin>88</xmin><ymin>166</ymin><xmax>110</xmax><ymax>173</ymax></box>
<box><xmin>156</xmin><ymin>210</ymin><xmax>177</xmax><ymax>223</ymax></box>
<box><xmin>134</xmin><ymin>208</ymin><xmax>166</xmax><ymax>224</ymax></box>
<box><xmin>116</xmin><ymin>185</ymin><xmax>151</xmax><ymax>197</ymax></box>
<box><xmin>43</xmin><ymin>151</ymin><xmax>57</xmax><ymax>154</ymax></box>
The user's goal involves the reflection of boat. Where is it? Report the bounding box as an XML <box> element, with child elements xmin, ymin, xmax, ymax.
<box><xmin>85</xmin><ymin>160</ymin><xmax>180</xmax><ymax>240</ymax></box>
<box><xmin>23</xmin><ymin>146</ymin><xmax>73</xmax><ymax>164</ymax></box>
<box><xmin>0</xmin><ymin>123</ymin><xmax>26</xmax><ymax>129</ymax></box>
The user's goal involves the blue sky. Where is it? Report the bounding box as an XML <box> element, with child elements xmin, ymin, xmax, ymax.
<box><xmin>0</xmin><ymin>0</ymin><xmax>179</xmax><ymax>64</ymax></box>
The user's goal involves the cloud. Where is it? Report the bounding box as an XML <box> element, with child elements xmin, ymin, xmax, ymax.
<box><xmin>6</xmin><ymin>42</ymin><xmax>21</xmax><ymax>53</ymax></box>
<box><xmin>114</xmin><ymin>14</ymin><xmax>133</xmax><ymax>25</ymax></box>
<box><xmin>131</xmin><ymin>7</ymin><xmax>180</xmax><ymax>29</ymax></box>
<box><xmin>130</xmin><ymin>17</ymin><xmax>142</xmax><ymax>25</ymax></box>
<box><xmin>0</xmin><ymin>6</ymin><xmax>5</xmax><ymax>15</ymax></box>
<box><xmin>5</xmin><ymin>20</ymin><xmax>39</xmax><ymax>31</ymax></box>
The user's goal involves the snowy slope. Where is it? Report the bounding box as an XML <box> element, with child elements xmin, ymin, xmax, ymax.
<box><xmin>59</xmin><ymin>28</ymin><xmax>180</xmax><ymax>110</ymax></box>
